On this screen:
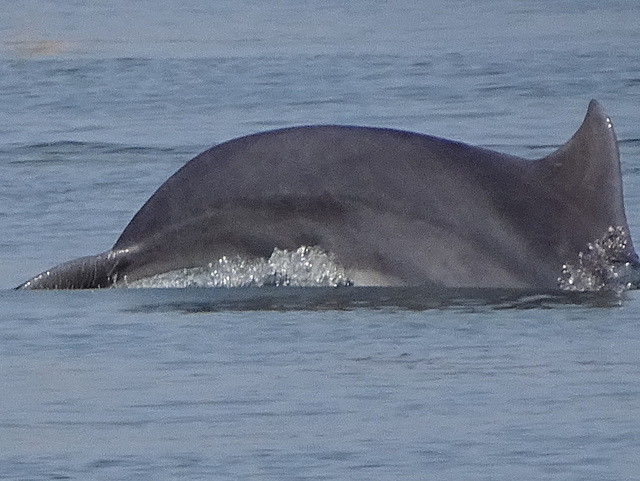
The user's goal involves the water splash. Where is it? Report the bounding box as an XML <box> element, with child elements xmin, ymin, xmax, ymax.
<box><xmin>120</xmin><ymin>246</ymin><xmax>352</xmax><ymax>288</ymax></box>
<box><xmin>558</xmin><ymin>226</ymin><xmax>637</xmax><ymax>292</ymax></box>
<box><xmin>122</xmin><ymin>231</ymin><xmax>639</xmax><ymax>291</ymax></box>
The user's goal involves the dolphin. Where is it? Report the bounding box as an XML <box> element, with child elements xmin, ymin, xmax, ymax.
<box><xmin>17</xmin><ymin>100</ymin><xmax>640</xmax><ymax>290</ymax></box>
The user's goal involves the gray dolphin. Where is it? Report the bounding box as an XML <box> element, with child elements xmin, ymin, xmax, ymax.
<box><xmin>17</xmin><ymin>100</ymin><xmax>640</xmax><ymax>290</ymax></box>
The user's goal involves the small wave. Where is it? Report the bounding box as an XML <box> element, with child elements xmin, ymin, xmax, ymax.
<box><xmin>618</xmin><ymin>137</ymin><xmax>640</xmax><ymax>146</ymax></box>
<box><xmin>4</xmin><ymin>141</ymin><xmax>199</xmax><ymax>167</ymax></box>
<box><xmin>120</xmin><ymin>246</ymin><xmax>352</xmax><ymax>289</ymax></box>
<box><xmin>558</xmin><ymin>226</ymin><xmax>639</xmax><ymax>293</ymax></box>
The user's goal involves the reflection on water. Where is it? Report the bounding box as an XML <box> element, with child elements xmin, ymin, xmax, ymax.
<box><xmin>120</xmin><ymin>286</ymin><xmax>627</xmax><ymax>313</ymax></box>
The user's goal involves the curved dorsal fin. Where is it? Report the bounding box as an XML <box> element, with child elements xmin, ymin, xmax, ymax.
<box><xmin>541</xmin><ymin>99</ymin><xmax>628</xmax><ymax>229</ymax></box>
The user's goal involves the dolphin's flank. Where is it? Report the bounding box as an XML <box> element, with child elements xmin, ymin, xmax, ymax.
<box><xmin>17</xmin><ymin>100</ymin><xmax>640</xmax><ymax>290</ymax></box>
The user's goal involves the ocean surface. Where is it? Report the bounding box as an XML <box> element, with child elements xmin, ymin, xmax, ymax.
<box><xmin>2</xmin><ymin>0</ymin><xmax>640</xmax><ymax>479</ymax></box>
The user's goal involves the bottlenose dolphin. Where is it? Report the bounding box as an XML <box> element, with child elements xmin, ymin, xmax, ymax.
<box><xmin>17</xmin><ymin>100</ymin><xmax>640</xmax><ymax>290</ymax></box>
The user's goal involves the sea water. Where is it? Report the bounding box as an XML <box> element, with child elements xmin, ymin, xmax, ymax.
<box><xmin>1</xmin><ymin>0</ymin><xmax>640</xmax><ymax>479</ymax></box>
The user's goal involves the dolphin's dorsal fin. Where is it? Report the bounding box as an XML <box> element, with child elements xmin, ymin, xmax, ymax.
<box><xmin>540</xmin><ymin>99</ymin><xmax>627</xmax><ymax>227</ymax></box>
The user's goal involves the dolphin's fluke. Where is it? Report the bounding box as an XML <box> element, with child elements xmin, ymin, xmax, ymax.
<box><xmin>17</xmin><ymin>101</ymin><xmax>639</xmax><ymax>290</ymax></box>
<box><xmin>17</xmin><ymin>250</ymin><xmax>129</xmax><ymax>289</ymax></box>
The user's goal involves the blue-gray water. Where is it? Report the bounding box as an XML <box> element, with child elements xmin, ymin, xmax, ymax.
<box><xmin>2</xmin><ymin>1</ymin><xmax>640</xmax><ymax>479</ymax></box>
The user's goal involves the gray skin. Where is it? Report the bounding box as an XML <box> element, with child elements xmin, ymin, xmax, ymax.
<box><xmin>17</xmin><ymin>100</ymin><xmax>639</xmax><ymax>289</ymax></box>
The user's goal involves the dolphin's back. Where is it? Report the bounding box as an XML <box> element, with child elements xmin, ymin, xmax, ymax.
<box><xmin>112</xmin><ymin>127</ymin><xmax>535</xmax><ymax>285</ymax></box>
<box><xmin>115</xmin><ymin>126</ymin><xmax>511</xmax><ymax>247</ymax></box>
<box><xmin>18</xmin><ymin>100</ymin><xmax>639</xmax><ymax>289</ymax></box>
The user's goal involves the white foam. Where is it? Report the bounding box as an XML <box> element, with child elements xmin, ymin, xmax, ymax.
<box><xmin>558</xmin><ymin>226</ymin><xmax>637</xmax><ymax>292</ymax></box>
<box><xmin>119</xmin><ymin>246</ymin><xmax>352</xmax><ymax>289</ymax></box>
